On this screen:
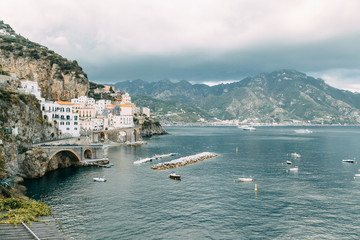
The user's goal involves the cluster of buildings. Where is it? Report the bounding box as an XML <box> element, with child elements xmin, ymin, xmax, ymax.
<box><xmin>18</xmin><ymin>80</ymin><xmax>150</xmax><ymax>137</ymax></box>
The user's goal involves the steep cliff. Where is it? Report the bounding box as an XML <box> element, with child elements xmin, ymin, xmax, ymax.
<box><xmin>0</xmin><ymin>87</ymin><xmax>61</xmax><ymax>180</ymax></box>
<box><xmin>0</xmin><ymin>21</ymin><xmax>89</xmax><ymax>101</ymax></box>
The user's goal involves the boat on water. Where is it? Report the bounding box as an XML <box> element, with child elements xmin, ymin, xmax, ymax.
<box><xmin>93</xmin><ymin>177</ymin><xmax>107</xmax><ymax>182</ymax></box>
<box><xmin>289</xmin><ymin>167</ymin><xmax>298</xmax><ymax>171</ymax></box>
<box><xmin>354</xmin><ymin>174</ymin><xmax>360</xmax><ymax>177</ymax></box>
<box><xmin>238</xmin><ymin>177</ymin><xmax>253</xmax><ymax>182</ymax></box>
<box><xmin>294</xmin><ymin>129</ymin><xmax>313</xmax><ymax>134</ymax></box>
<box><xmin>239</xmin><ymin>125</ymin><xmax>256</xmax><ymax>131</ymax></box>
<box><xmin>291</xmin><ymin>153</ymin><xmax>301</xmax><ymax>158</ymax></box>
<box><xmin>98</xmin><ymin>164</ymin><xmax>112</xmax><ymax>168</ymax></box>
<box><xmin>286</xmin><ymin>160</ymin><xmax>292</xmax><ymax>165</ymax></box>
<box><xmin>342</xmin><ymin>159</ymin><xmax>355</xmax><ymax>163</ymax></box>
<box><xmin>169</xmin><ymin>173</ymin><xmax>181</xmax><ymax>180</ymax></box>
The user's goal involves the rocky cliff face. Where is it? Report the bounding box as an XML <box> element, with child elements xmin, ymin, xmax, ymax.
<box><xmin>0</xmin><ymin>21</ymin><xmax>89</xmax><ymax>101</ymax></box>
<box><xmin>0</xmin><ymin>52</ymin><xmax>89</xmax><ymax>100</ymax></box>
<box><xmin>135</xmin><ymin>116</ymin><xmax>168</xmax><ymax>137</ymax></box>
<box><xmin>0</xmin><ymin>88</ymin><xmax>61</xmax><ymax>180</ymax></box>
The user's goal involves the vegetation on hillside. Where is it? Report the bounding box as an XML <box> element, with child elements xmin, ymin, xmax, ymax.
<box><xmin>0</xmin><ymin>21</ymin><xmax>86</xmax><ymax>76</ymax></box>
<box><xmin>0</xmin><ymin>198</ymin><xmax>52</xmax><ymax>228</ymax></box>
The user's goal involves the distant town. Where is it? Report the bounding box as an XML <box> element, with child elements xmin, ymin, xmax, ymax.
<box><xmin>18</xmin><ymin>78</ymin><xmax>150</xmax><ymax>138</ymax></box>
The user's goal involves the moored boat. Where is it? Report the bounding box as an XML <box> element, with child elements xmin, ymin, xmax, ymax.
<box><xmin>93</xmin><ymin>177</ymin><xmax>107</xmax><ymax>182</ymax></box>
<box><xmin>169</xmin><ymin>173</ymin><xmax>181</xmax><ymax>180</ymax></box>
<box><xmin>291</xmin><ymin>153</ymin><xmax>301</xmax><ymax>158</ymax></box>
<box><xmin>342</xmin><ymin>159</ymin><xmax>355</xmax><ymax>163</ymax></box>
<box><xmin>286</xmin><ymin>160</ymin><xmax>292</xmax><ymax>165</ymax></box>
<box><xmin>239</xmin><ymin>125</ymin><xmax>256</xmax><ymax>131</ymax></box>
<box><xmin>289</xmin><ymin>167</ymin><xmax>298</xmax><ymax>171</ymax></box>
<box><xmin>294</xmin><ymin>129</ymin><xmax>313</xmax><ymax>134</ymax></box>
<box><xmin>238</xmin><ymin>177</ymin><xmax>253</xmax><ymax>182</ymax></box>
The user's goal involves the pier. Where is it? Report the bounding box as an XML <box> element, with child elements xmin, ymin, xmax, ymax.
<box><xmin>0</xmin><ymin>216</ymin><xmax>69</xmax><ymax>239</ymax></box>
<box><xmin>150</xmin><ymin>152</ymin><xmax>218</xmax><ymax>170</ymax></box>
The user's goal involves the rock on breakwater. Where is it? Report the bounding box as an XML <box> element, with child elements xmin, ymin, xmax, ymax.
<box><xmin>150</xmin><ymin>152</ymin><xmax>218</xmax><ymax>170</ymax></box>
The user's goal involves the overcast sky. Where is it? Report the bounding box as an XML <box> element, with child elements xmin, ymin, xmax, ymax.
<box><xmin>1</xmin><ymin>0</ymin><xmax>360</xmax><ymax>91</ymax></box>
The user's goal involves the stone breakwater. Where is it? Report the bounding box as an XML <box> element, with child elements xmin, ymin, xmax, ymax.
<box><xmin>150</xmin><ymin>152</ymin><xmax>218</xmax><ymax>170</ymax></box>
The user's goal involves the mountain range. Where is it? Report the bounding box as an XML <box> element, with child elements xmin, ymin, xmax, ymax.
<box><xmin>115</xmin><ymin>70</ymin><xmax>360</xmax><ymax>125</ymax></box>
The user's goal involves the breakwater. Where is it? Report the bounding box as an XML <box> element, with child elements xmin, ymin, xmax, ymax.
<box><xmin>150</xmin><ymin>152</ymin><xmax>218</xmax><ymax>170</ymax></box>
<box><xmin>134</xmin><ymin>153</ymin><xmax>177</xmax><ymax>164</ymax></box>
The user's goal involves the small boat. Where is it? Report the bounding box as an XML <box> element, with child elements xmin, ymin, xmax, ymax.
<box><xmin>238</xmin><ymin>177</ymin><xmax>253</xmax><ymax>182</ymax></box>
<box><xmin>98</xmin><ymin>164</ymin><xmax>111</xmax><ymax>168</ymax></box>
<box><xmin>354</xmin><ymin>174</ymin><xmax>360</xmax><ymax>177</ymax></box>
<box><xmin>291</xmin><ymin>153</ymin><xmax>301</xmax><ymax>158</ymax></box>
<box><xmin>93</xmin><ymin>177</ymin><xmax>107</xmax><ymax>182</ymax></box>
<box><xmin>239</xmin><ymin>125</ymin><xmax>256</xmax><ymax>131</ymax></box>
<box><xmin>342</xmin><ymin>159</ymin><xmax>355</xmax><ymax>163</ymax></box>
<box><xmin>169</xmin><ymin>173</ymin><xmax>181</xmax><ymax>180</ymax></box>
<box><xmin>294</xmin><ymin>129</ymin><xmax>313</xmax><ymax>134</ymax></box>
<box><xmin>286</xmin><ymin>160</ymin><xmax>292</xmax><ymax>165</ymax></box>
<box><xmin>289</xmin><ymin>167</ymin><xmax>298</xmax><ymax>171</ymax></box>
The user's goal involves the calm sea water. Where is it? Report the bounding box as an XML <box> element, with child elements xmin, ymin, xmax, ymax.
<box><xmin>24</xmin><ymin>126</ymin><xmax>360</xmax><ymax>239</ymax></box>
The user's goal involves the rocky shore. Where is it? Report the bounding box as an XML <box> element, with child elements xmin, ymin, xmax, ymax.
<box><xmin>150</xmin><ymin>152</ymin><xmax>218</xmax><ymax>170</ymax></box>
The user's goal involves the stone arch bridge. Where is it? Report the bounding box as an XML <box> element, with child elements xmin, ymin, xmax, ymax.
<box><xmin>40</xmin><ymin>144</ymin><xmax>105</xmax><ymax>163</ymax></box>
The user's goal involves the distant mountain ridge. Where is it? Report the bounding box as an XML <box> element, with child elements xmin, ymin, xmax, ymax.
<box><xmin>114</xmin><ymin>70</ymin><xmax>360</xmax><ymax>125</ymax></box>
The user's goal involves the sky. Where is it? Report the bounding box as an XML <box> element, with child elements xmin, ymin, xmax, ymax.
<box><xmin>1</xmin><ymin>0</ymin><xmax>360</xmax><ymax>91</ymax></box>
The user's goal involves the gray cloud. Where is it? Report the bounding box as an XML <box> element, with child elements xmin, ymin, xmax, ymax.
<box><xmin>1</xmin><ymin>0</ymin><xmax>360</xmax><ymax>90</ymax></box>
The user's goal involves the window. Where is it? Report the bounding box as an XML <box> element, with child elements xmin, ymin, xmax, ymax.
<box><xmin>66</xmin><ymin>122</ymin><xmax>70</xmax><ymax>125</ymax></box>
<box><xmin>74</xmin><ymin>128</ymin><xmax>78</xmax><ymax>130</ymax></box>
<box><xmin>66</xmin><ymin>108</ymin><xmax>70</xmax><ymax>112</ymax></box>
<box><xmin>75</xmin><ymin>116</ymin><xmax>78</xmax><ymax>120</ymax></box>
<box><xmin>66</xmin><ymin>128</ymin><xmax>70</xmax><ymax>130</ymax></box>
<box><xmin>74</xmin><ymin>122</ymin><xmax>78</xmax><ymax>125</ymax></box>
<box><xmin>61</xmin><ymin>115</ymin><xmax>65</xmax><ymax>120</ymax></box>
<box><xmin>66</xmin><ymin>115</ymin><xmax>70</xmax><ymax>120</ymax></box>
<box><xmin>42</xmin><ymin>106</ymin><xmax>45</xmax><ymax>111</ymax></box>
<box><xmin>60</xmin><ymin>122</ymin><xmax>64</xmax><ymax>125</ymax></box>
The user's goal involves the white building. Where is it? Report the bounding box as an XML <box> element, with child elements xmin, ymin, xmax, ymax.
<box><xmin>41</xmin><ymin>101</ymin><xmax>80</xmax><ymax>137</ymax></box>
<box><xmin>95</xmin><ymin>99</ymin><xmax>112</xmax><ymax>114</ymax></box>
<box><xmin>71</xmin><ymin>96</ymin><xmax>95</xmax><ymax>105</ymax></box>
<box><xmin>142</xmin><ymin>107</ymin><xmax>150</xmax><ymax>117</ymax></box>
<box><xmin>18</xmin><ymin>80</ymin><xmax>43</xmax><ymax>101</ymax></box>
<box><xmin>122</xmin><ymin>92</ymin><xmax>131</xmax><ymax>104</ymax></box>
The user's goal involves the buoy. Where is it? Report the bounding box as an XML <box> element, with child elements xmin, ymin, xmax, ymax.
<box><xmin>255</xmin><ymin>184</ymin><xmax>257</xmax><ymax>192</ymax></box>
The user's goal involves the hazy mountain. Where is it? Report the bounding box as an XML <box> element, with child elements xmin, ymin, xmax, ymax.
<box><xmin>116</xmin><ymin>70</ymin><xmax>360</xmax><ymax>125</ymax></box>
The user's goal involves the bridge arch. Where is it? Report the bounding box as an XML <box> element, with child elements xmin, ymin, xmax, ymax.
<box><xmin>49</xmin><ymin>149</ymin><xmax>81</xmax><ymax>162</ymax></box>
<box><xmin>84</xmin><ymin>148</ymin><xmax>93</xmax><ymax>159</ymax></box>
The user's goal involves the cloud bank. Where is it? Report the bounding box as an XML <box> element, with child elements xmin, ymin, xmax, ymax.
<box><xmin>1</xmin><ymin>0</ymin><xmax>360</xmax><ymax>91</ymax></box>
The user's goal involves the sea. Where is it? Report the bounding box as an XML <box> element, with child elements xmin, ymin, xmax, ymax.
<box><xmin>24</xmin><ymin>126</ymin><xmax>360</xmax><ymax>239</ymax></box>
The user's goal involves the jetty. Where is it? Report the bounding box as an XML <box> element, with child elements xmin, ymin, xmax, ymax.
<box><xmin>0</xmin><ymin>216</ymin><xmax>69</xmax><ymax>239</ymax></box>
<box><xmin>133</xmin><ymin>153</ymin><xmax>177</xmax><ymax>164</ymax></box>
<box><xmin>150</xmin><ymin>152</ymin><xmax>218</xmax><ymax>170</ymax></box>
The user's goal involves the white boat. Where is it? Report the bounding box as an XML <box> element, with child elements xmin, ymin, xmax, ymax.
<box><xmin>294</xmin><ymin>129</ymin><xmax>313</xmax><ymax>134</ymax></box>
<box><xmin>342</xmin><ymin>159</ymin><xmax>355</xmax><ymax>163</ymax></box>
<box><xmin>354</xmin><ymin>174</ymin><xmax>360</xmax><ymax>177</ymax></box>
<box><xmin>291</xmin><ymin>153</ymin><xmax>301</xmax><ymax>158</ymax></box>
<box><xmin>93</xmin><ymin>177</ymin><xmax>107</xmax><ymax>182</ymax></box>
<box><xmin>238</xmin><ymin>177</ymin><xmax>253</xmax><ymax>182</ymax></box>
<box><xmin>286</xmin><ymin>160</ymin><xmax>292</xmax><ymax>165</ymax></box>
<box><xmin>289</xmin><ymin>167</ymin><xmax>298</xmax><ymax>171</ymax></box>
<box><xmin>239</xmin><ymin>125</ymin><xmax>256</xmax><ymax>131</ymax></box>
<box><xmin>169</xmin><ymin>173</ymin><xmax>181</xmax><ymax>180</ymax></box>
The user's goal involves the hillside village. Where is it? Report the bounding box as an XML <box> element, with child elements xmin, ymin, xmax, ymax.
<box><xmin>18</xmin><ymin>77</ymin><xmax>151</xmax><ymax>138</ymax></box>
